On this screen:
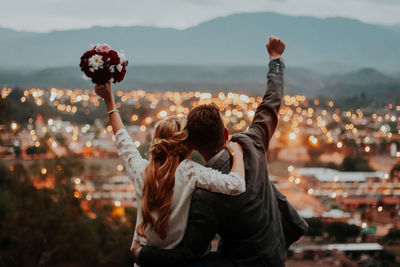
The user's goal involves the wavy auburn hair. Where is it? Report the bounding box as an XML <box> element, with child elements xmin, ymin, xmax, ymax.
<box><xmin>136</xmin><ymin>116</ymin><xmax>192</xmax><ymax>240</ymax></box>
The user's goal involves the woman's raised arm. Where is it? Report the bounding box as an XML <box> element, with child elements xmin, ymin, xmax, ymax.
<box><xmin>94</xmin><ymin>81</ymin><xmax>124</xmax><ymax>134</ymax></box>
<box><xmin>94</xmin><ymin>82</ymin><xmax>148</xmax><ymax>181</ymax></box>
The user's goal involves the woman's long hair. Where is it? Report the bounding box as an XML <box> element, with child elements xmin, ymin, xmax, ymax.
<box><xmin>136</xmin><ymin>116</ymin><xmax>192</xmax><ymax>240</ymax></box>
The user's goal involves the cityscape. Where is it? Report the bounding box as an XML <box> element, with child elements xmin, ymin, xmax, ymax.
<box><xmin>1</xmin><ymin>85</ymin><xmax>399</xmax><ymax>266</ymax></box>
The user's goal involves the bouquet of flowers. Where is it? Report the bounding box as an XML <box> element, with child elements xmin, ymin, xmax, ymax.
<box><xmin>79</xmin><ymin>44</ymin><xmax>128</xmax><ymax>84</ymax></box>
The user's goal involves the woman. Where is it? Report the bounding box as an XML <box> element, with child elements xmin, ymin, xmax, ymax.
<box><xmin>94</xmin><ymin>82</ymin><xmax>246</xmax><ymax>257</ymax></box>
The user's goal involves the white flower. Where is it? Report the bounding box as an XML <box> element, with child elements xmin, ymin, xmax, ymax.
<box><xmin>110</xmin><ymin>78</ymin><xmax>114</xmax><ymax>83</ymax></box>
<box><xmin>89</xmin><ymin>67</ymin><xmax>94</xmax><ymax>72</ymax></box>
<box><xmin>116</xmin><ymin>64</ymin><xmax>123</xmax><ymax>72</ymax></box>
<box><xmin>88</xmin><ymin>55</ymin><xmax>104</xmax><ymax>70</ymax></box>
<box><xmin>89</xmin><ymin>44</ymin><xmax>96</xmax><ymax>49</ymax></box>
<box><xmin>109</xmin><ymin>66</ymin><xmax>115</xmax><ymax>73</ymax></box>
<box><xmin>82</xmin><ymin>73</ymin><xmax>91</xmax><ymax>80</ymax></box>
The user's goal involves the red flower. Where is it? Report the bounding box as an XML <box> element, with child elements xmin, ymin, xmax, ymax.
<box><xmin>79</xmin><ymin>45</ymin><xmax>128</xmax><ymax>84</ymax></box>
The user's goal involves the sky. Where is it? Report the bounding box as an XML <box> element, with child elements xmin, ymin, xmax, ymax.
<box><xmin>1</xmin><ymin>0</ymin><xmax>400</xmax><ymax>32</ymax></box>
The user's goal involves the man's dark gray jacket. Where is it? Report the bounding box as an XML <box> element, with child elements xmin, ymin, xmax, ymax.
<box><xmin>137</xmin><ymin>58</ymin><xmax>288</xmax><ymax>267</ymax></box>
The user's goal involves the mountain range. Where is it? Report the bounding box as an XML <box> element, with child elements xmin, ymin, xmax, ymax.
<box><xmin>1</xmin><ymin>12</ymin><xmax>400</xmax><ymax>73</ymax></box>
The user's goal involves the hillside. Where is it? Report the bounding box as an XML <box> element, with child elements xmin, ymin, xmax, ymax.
<box><xmin>1</xmin><ymin>65</ymin><xmax>398</xmax><ymax>101</ymax></box>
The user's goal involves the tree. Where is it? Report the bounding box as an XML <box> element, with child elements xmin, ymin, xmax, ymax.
<box><xmin>326</xmin><ymin>221</ymin><xmax>360</xmax><ymax>242</ymax></box>
<box><xmin>305</xmin><ymin>217</ymin><xmax>323</xmax><ymax>240</ymax></box>
<box><xmin>342</xmin><ymin>154</ymin><xmax>374</xmax><ymax>172</ymax></box>
<box><xmin>0</xmin><ymin>160</ymin><xmax>135</xmax><ymax>267</ymax></box>
<box><xmin>385</xmin><ymin>227</ymin><xmax>400</xmax><ymax>245</ymax></box>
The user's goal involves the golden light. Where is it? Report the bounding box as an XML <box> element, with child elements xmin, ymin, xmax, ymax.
<box><xmin>107</xmin><ymin>125</ymin><xmax>113</xmax><ymax>132</ymax></box>
<box><xmin>9</xmin><ymin>165</ymin><xmax>15</xmax><ymax>172</ymax></box>
<box><xmin>134</xmin><ymin>141</ymin><xmax>141</xmax><ymax>147</ymax></box>
<box><xmin>288</xmin><ymin>176</ymin><xmax>295</xmax><ymax>182</ymax></box>
<box><xmin>294</xmin><ymin>178</ymin><xmax>301</xmax><ymax>184</ymax></box>
<box><xmin>86</xmin><ymin>194</ymin><xmax>92</xmax><ymax>201</ymax></box>
<box><xmin>289</xmin><ymin>132</ymin><xmax>296</xmax><ymax>140</ymax></box>
<box><xmin>365</xmin><ymin>146</ymin><xmax>371</xmax><ymax>153</ymax></box>
<box><xmin>117</xmin><ymin>164</ymin><xmax>124</xmax><ymax>171</ymax></box>
<box><xmin>377</xmin><ymin>206</ymin><xmax>383</xmax><ymax>212</ymax></box>
<box><xmin>157</xmin><ymin>110</ymin><xmax>168</xmax><ymax>119</ymax></box>
<box><xmin>35</xmin><ymin>141</ymin><xmax>40</xmax><ymax>147</ymax></box>
<box><xmin>361</xmin><ymin>222</ymin><xmax>367</xmax><ymax>229</ymax></box>
<box><xmin>309</xmin><ymin>136</ymin><xmax>318</xmax><ymax>145</ymax></box>
<box><xmin>288</xmin><ymin>165</ymin><xmax>294</xmax><ymax>172</ymax></box>
<box><xmin>115</xmin><ymin>200</ymin><xmax>121</xmax><ymax>207</ymax></box>
<box><xmin>337</xmin><ymin>141</ymin><xmax>343</xmax><ymax>148</ymax></box>
<box><xmin>74</xmin><ymin>178</ymin><xmax>81</xmax><ymax>185</ymax></box>
<box><xmin>74</xmin><ymin>191</ymin><xmax>80</xmax><ymax>198</ymax></box>
<box><xmin>131</xmin><ymin>114</ymin><xmax>138</xmax><ymax>121</ymax></box>
<box><xmin>10</xmin><ymin>121</ymin><xmax>19</xmax><ymax>131</ymax></box>
<box><xmin>331</xmin><ymin>192</ymin><xmax>337</xmax><ymax>198</ymax></box>
<box><xmin>328</xmin><ymin>101</ymin><xmax>334</xmax><ymax>107</ymax></box>
<box><xmin>307</xmin><ymin>188</ymin><xmax>314</xmax><ymax>195</ymax></box>
<box><xmin>41</xmin><ymin>168</ymin><xmax>47</xmax><ymax>175</ymax></box>
<box><xmin>86</xmin><ymin>141</ymin><xmax>92</xmax><ymax>147</ymax></box>
<box><xmin>145</xmin><ymin>117</ymin><xmax>152</xmax><ymax>124</ymax></box>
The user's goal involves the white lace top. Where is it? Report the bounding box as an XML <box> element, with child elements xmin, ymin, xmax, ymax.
<box><xmin>115</xmin><ymin>128</ymin><xmax>245</xmax><ymax>250</ymax></box>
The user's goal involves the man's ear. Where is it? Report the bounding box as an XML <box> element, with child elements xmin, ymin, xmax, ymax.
<box><xmin>224</xmin><ymin>128</ymin><xmax>229</xmax><ymax>141</ymax></box>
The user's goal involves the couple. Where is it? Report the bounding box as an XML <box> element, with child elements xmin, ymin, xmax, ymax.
<box><xmin>95</xmin><ymin>36</ymin><xmax>306</xmax><ymax>267</ymax></box>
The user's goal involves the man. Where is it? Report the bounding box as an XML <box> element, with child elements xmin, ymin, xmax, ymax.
<box><xmin>136</xmin><ymin>36</ymin><xmax>288</xmax><ymax>266</ymax></box>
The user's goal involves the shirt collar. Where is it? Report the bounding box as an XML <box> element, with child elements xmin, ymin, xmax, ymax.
<box><xmin>205</xmin><ymin>149</ymin><xmax>226</xmax><ymax>167</ymax></box>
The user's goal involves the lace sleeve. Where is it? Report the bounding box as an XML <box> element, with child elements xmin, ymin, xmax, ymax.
<box><xmin>181</xmin><ymin>160</ymin><xmax>246</xmax><ymax>195</ymax></box>
<box><xmin>115</xmin><ymin>128</ymin><xmax>148</xmax><ymax>182</ymax></box>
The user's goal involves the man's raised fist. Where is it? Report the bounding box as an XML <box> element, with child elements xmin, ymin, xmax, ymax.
<box><xmin>266</xmin><ymin>36</ymin><xmax>285</xmax><ymax>59</ymax></box>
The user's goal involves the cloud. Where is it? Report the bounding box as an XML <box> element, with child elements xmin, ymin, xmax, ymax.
<box><xmin>0</xmin><ymin>0</ymin><xmax>399</xmax><ymax>32</ymax></box>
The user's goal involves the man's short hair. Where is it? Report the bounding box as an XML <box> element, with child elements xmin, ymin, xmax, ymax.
<box><xmin>186</xmin><ymin>104</ymin><xmax>225</xmax><ymax>155</ymax></box>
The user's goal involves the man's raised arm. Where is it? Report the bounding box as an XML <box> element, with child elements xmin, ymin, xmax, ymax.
<box><xmin>246</xmin><ymin>36</ymin><xmax>285</xmax><ymax>150</ymax></box>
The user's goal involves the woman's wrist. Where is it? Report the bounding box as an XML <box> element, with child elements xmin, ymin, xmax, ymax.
<box><xmin>105</xmin><ymin>95</ymin><xmax>116</xmax><ymax>111</ymax></box>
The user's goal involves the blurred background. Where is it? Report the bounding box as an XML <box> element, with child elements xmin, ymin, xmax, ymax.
<box><xmin>0</xmin><ymin>0</ymin><xmax>399</xmax><ymax>266</ymax></box>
